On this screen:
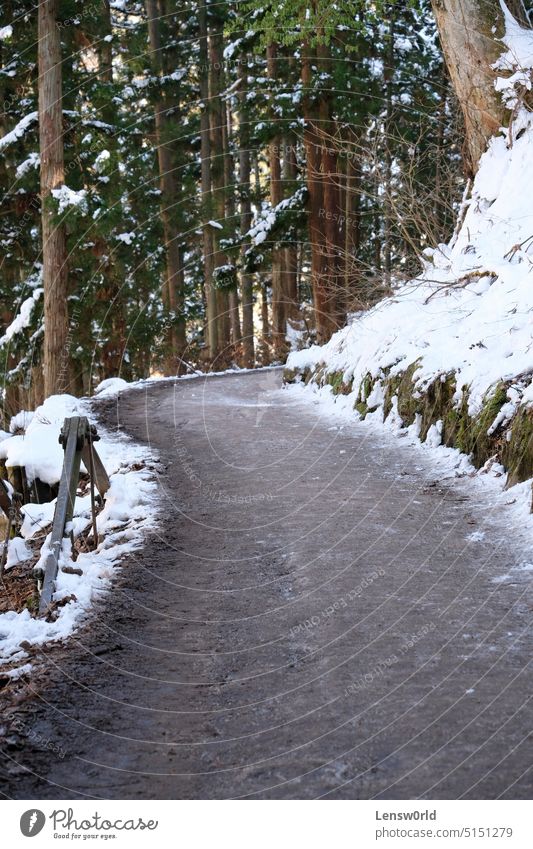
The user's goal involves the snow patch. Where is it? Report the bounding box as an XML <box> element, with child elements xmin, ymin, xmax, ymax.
<box><xmin>0</xmin><ymin>400</ymin><xmax>158</xmax><ymax>666</ymax></box>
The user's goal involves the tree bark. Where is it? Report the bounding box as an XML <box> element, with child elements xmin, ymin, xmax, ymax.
<box><xmin>199</xmin><ymin>0</ymin><xmax>218</xmax><ymax>358</ymax></box>
<box><xmin>209</xmin><ymin>19</ymin><xmax>230</xmax><ymax>361</ymax></box>
<box><xmin>383</xmin><ymin>9</ymin><xmax>394</xmax><ymax>287</ymax></box>
<box><xmin>267</xmin><ymin>44</ymin><xmax>287</xmax><ymax>358</ymax></box>
<box><xmin>238</xmin><ymin>62</ymin><xmax>255</xmax><ymax>368</ymax></box>
<box><xmin>98</xmin><ymin>0</ymin><xmax>113</xmax><ymax>87</ymax></box>
<box><xmin>302</xmin><ymin>42</ymin><xmax>336</xmax><ymax>343</ymax></box>
<box><xmin>431</xmin><ymin>0</ymin><xmax>530</xmax><ymax>175</ymax></box>
<box><xmin>282</xmin><ymin>133</ymin><xmax>298</xmax><ymax>318</ymax></box>
<box><xmin>146</xmin><ymin>0</ymin><xmax>186</xmax><ymax>374</ymax></box>
<box><xmin>224</xmin><ymin>98</ymin><xmax>241</xmax><ymax>351</ymax></box>
<box><xmin>38</xmin><ymin>0</ymin><xmax>69</xmax><ymax>398</ymax></box>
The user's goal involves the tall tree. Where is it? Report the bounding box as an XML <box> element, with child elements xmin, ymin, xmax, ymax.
<box><xmin>146</xmin><ymin>0</ymin><xmax>186</xmax><ymax>373</ymax></box>
<box><xmin>38</xmin><ymin>0</ymin><xmax>69</xmax><ymax>397</ymax></box>
<box><xmin>238</xmin><ymin>61</ymin><xmax>255</xmax><ymax>367</ymax></box>
<box><xmin>199</xmin><ymin>0</ymin><xmax>218</xmax><ymax>358</ymax></box>
<box><xmin>209</xmin><ymin>11</ymin><xmax>231</xmax><ymax>360</ymax></box>
<box><xmin>266</xmin><ymin>43</ymin><xmax>287</xmax><ymax>357</ymax></box>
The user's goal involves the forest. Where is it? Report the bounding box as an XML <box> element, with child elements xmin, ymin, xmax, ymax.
<box><xmin>0</xmin><ymin>0</ymin><xmax>480</xmax><ymax>410</ymax></box>
<box><xmin>1</xmin><ymin>0</ymin><xmax>533</xmax><ymax>808</ymax></box>
<box><xmin>0</xmin><ymin>0</ymin><xmax>530</xmax><ymax>433</ymax></box>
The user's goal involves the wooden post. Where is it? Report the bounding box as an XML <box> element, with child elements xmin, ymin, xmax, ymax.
<box><xmin>38</xmin><ymin>417</ymin><xmax>87</xmax><ymax>616</ymax></box>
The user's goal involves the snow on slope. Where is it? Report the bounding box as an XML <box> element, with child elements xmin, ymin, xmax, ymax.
<box><xmin>0</xmin><ymin>394</ymin><xmax>158</xmax><ymax>668</ymax></box>
<box><xmin>288</xmin><ymin>118</ymin><xmax>533</xmax><ymax>416</ymax></box>
<box><xmin>287</xmin><ymin>10</ymin><xmax>533</xmax><ymax>500</ymax></box>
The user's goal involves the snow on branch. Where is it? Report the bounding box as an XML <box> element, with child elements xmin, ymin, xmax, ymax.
<box><xmin>0</xmin><ymin>286</ymin><xmax>43</xmax><ymax>348</ymax></box>
<box><xmin>0</xmin><ymin>112</ymin><xmax>38</xmax><ymax>153</ymax></box>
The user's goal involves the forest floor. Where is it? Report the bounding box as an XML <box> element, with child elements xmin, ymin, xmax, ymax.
<box><xmin>1</xmin><ymin>369</ymin><xmax>532</xmax><ymax>800</ymax></box>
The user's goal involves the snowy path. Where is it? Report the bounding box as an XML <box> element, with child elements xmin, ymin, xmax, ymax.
<box><xmin>2</xmin><ymin>370</ymin><xmax>532</xmax><ymax>800</ymax></box>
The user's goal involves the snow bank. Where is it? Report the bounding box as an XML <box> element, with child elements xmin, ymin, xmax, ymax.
<box><xmin>0</xmin><ymin>398</ymin><xmax>158</xmax><ymax>669</ymax></box>
<box><xmin>287</xmin><ymin>10</ymin><xmax>533</xmax><ymax>507</ymax></box>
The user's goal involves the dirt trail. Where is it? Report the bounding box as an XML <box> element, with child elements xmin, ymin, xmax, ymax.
<box><xmin>1</xmin><ymin>370</ymin><xmax>532</xmax><ymax>799</ymax></box>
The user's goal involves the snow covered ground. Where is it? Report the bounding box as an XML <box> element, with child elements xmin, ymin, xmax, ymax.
<box><xmin>0</xmin><ymin>392</ymin><xmax>158</xmax><ymax>671</ymax></box>
<box><xmin>287</xmin><ymin>10</ymin><xmax>533</xmax><ymax>522</ymax></box>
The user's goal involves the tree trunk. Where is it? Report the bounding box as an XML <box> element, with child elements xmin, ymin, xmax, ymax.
<box><xmin>146</xmin><ymin>0</ymin><xmax>186</xmax><ymax>374</ymax></box>
<box><xmin>224</xmin><ymin>87</ymin><xmax>241</xmax><ymax>353</ymax></box>
<box><xmin>302</xmin><ymin>42</ymin><xmax>332</xmax><ymax>343</ymax></box>
<box><xmin>317</xmin><ymin>41</ymin><xmax>346</xmax><ymax>332</ymax></box>
<box><xmin>238</xmin><ymin>62</ymin><xmax>255</xmax><ymax>368</ymax></box>
<box><xmin>282</xmin><ymin>134</ymin><xmax>298</xmax><ymax>318</ymax></box>
<box><xmin>199</xmin><ymin>0</ymin><xmax>218</xmax><ymax>358</ymax></box>
<box><xmin>98</xmin><ymin>0</ymin><xmax>113</xmax><ymax>88</ymax></box>
<box><xmin>38</xmin><ymin>0</ymin><xmax>69</xmax><ymax>398</ymax></box>
<box><xmin>267</xmin><ymin>44</ymin><xmax>287</xmax><ymax>358</ymax></box>
<box><xmin>94</xmin><ymin>0</ymin><xmax>131</xmax><ymax>381</ymax></box>
<box><xmin>430</xmin><ymin>0</ymin><xmax>530</xmax><ymax>175</ymax></box>
<box><xmin>260</xmin><ymin>281</ymin><xmax>270</xmax><ymax>363</ymax></box>
<box><xmin>383</xmin><ymin>10</ymin><xmax>394</xmax><ymax>287</ymax></box>
<box><xmin>209</xmin><ymin>20</ymin><xmax>230</xmax><ymax>361</ymax></box>
<box><xmin>434</xmin><ymin>66</ymin><xmax>449</xmax><ymax>236</ymax></box>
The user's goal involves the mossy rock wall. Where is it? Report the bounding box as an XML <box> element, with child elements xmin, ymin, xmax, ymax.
<box><xmin>284</xmin><ymin>361</ymin><xmax>533</xmax><ymax>496</ymax></box>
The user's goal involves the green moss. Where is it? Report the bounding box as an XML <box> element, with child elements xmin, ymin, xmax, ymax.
<box><xmin>361</xmin><ymin>373</ymin><xmax>373</xmax><ymax>402</ymax></box>
<box><xmin>352</xmin><ymin>373</ymin><xmax>374</xmax><ymax>418</ymax></box>
<box><xmin>326</xmin><ymin>370</ymin><xmax>343</xmax><ymax>393</ymax></box>
<box><xmin>397</xmin><ymin>364</ymin><xmax>424</xmax><ymax>425</ymax></box>
<box><xmin>383</xmin><ymin>375</ymin><xmax>399</xmax><ymax>419</ymax></box>
<box><xmin>382</xmin><ymin>361</ymin><xmax>422</xmax><ymax>422</ymax></box>
<box><xmin>502</xmin><ymin>407</ymin><xmax>533</xmax><ymax>487</ymax></box>
<box><xmin>419</xmin><ymin>373</ymin><xmax>456</xmax><ymax>442</ymax></box>
<box><xmin>445</xmin><ymin>387</ymin><xmax>471</xmax><ymax>453</ymax></box>
<box><xmin>325</xmin><ymin>370</ymin><xmax>352</xmax><ymax>396</ymax></box>
<box><xmin>468</xmin><ymin>382</ymin><xmax>508</xmax><ymax>466</ymax></box>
